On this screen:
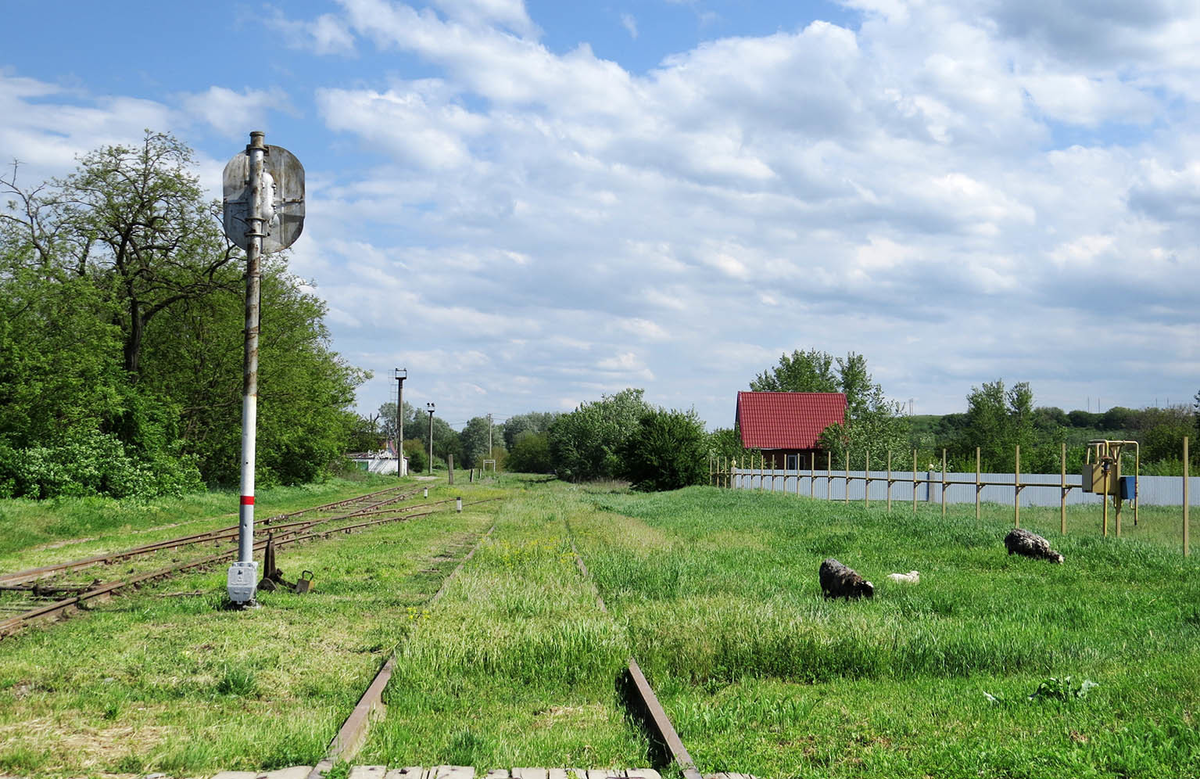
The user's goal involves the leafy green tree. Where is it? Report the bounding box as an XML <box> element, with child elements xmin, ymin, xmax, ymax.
<box><xmin>619</xmin><ymin>408</ymin><xmax>708</xmax><ymax>491</ymax></box>
<box><xmin>754</xmin><ymin>349</ymin><xmax>908</xmax><ymax>469</ymax></box>
<box><xmin>507</xmin><ymin>431</ymin><xmax>552</xmax><ymax>473</ymax></box>
<box><xmin>402</xmin><ymin>438</ymin><xmax>428</xmax><ymax>474</ymax></box>
<box><xmin>503</xmin><ymin>411</ymin><xmax>561</xmax><ymax>450</ymax></box>
<box><xmin>949</xmin><ymin>380</ymin><xmax>1038</xmax><ymax>471</ymax></box>
<box><xmin>0</xmin><ymin>133</ymin><xmax>367</xmax><ymax>494</ymax></box>
<box><xmin>459</xmin><ymin>416</ymin><xmax>495</xmax><ymax>468</ymax></box>
<box><xmin>548</xmin><ymin>388</ymin><xmax>651</xmax><ymax>482</ymax></box>
<box><xmin>750</xmin><ymin>349</ymin><xmax>837</xmax><ymax>394</ymax></box>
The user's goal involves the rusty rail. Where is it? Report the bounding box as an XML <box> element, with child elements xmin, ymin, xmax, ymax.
<box><xmin>0</xmin><ymin>486</ymin><xmax>420</xmax><ymax>587</ymax></box>
<box><xmin>0</xmin><ymin>495</ymin><xmax>498</xmax><ymax>640</ymax></box>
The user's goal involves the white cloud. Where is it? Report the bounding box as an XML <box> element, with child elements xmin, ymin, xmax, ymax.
<box><xmin>620</xmin><ymin>13</ymin><xmax>638</xmax><ymax>39</ymax></box>
<box><xmin>180</xmin><ymin>86</ymin><xmax>295</xmax><ymax>139</ymax></box>
<box><xmin>6</xmin><ymin>0</ymin><xmax>1200</xmax><ymax>426</ymax></box>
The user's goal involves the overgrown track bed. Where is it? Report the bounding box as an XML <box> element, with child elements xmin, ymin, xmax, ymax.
<box><xmin>0</xmin><ymin>484</ymin><xmax>419</xmax><ymax>587</ymax></box>
<box><xmin>355</xmin><ymin>486</ymin><xmax>657</xmax><ymax>773</ymax></box>
<box><xmin>0</xmin><ymin>480</ymin><xmax>505</xmax><ymax>778</ymax></box>
<box><xmin>572</xmin><ymin>486</ymin><xmax>1200</xmax><ymax>779</ymax></box>
<box><xmin>0</xmin><ymin>491</ymin><xmax>493</xmax><ymax>639</ymax></box>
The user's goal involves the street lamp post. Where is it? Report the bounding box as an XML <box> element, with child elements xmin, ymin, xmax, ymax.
<box><xmin>426</xmin><ymin>403</ymin><xmax>436</xmax><ymax>475</ymax></box>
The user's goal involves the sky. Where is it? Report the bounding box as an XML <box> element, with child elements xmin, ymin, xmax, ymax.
<box><xmin>3</xmin><ymin>0</ymin><xmax>1198</xmax><ymax>431</ymax></box>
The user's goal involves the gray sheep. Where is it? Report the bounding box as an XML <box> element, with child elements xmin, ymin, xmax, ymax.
<box><xmin>819</xmin><ymin>558</ymin><xmax>874</xmax><ymax>599</ymax></box>
<box><xmin>1003</xmin><ymin>528</ymin><xmax>1064</xmax><ymax>563</ymax></box>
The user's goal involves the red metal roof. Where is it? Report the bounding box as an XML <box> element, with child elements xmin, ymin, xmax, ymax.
<box><xmin>736</xmin><ymin>391</ymin><xmax>846</xmax><ymax>450</ymax></box>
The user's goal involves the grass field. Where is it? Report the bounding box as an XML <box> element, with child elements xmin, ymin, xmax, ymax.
<box><xmin>573</xmin><ymin>486</ymin><xmax>1200</xmax><ymax>778</ymax></box>
<box><xmin>358</xmin><ymin>485</ymin><xmax>651</xmax><ymax>770</ymax></box>
<box><xmin>0</xmin><ymin>478</ymin><xmax>501</xmax><ymax>777</ymax></box>
<box><xmin>1</xmin><ymin>476</ymin><xmax>1197</xmax><ymax>778</ymax></box>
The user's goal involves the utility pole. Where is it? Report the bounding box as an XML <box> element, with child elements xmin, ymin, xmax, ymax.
<box><xmin>393</xmin><ymin>368</ymin><xmax>406</xmax><ymax>476</ymax></box>
<box><xmin>487</xmin><ymin>413</ymin><xmax>493</xmax><ymax>457</ymax></box>
<box><xmin>427</xmin><ymin>402</ymin><xmax>436</xmax><ymax>475</ymax></box>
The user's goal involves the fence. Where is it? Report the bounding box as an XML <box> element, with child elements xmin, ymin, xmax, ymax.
<box><xmin>709</xmin><ymin>439</ymin><xmax>1193</xmax><ymax>557</ymax></box>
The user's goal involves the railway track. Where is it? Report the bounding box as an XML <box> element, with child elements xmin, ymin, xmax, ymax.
<box><xmin>0</xmin><ymin>484</ymin><xmax>419</xmax><ymax>588</ymax></box>
<box><xmin>0</xmin><ymin>488</ymin><xmax>499</xmax><ymax>640</ymax></box>
<box><xmin>300</xmin><ymin>513</ymin><xmax>748</xmax><ymax>779</ymax></box>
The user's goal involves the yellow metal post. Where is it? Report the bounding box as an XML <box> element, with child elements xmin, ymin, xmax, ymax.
<box><xmin>1134</xmin><ymin>445</ymin><xmax>1140</xmax><ymax>526</ymax></box>
<box><xmin>1102</xmin><ymin>456</ymin><xmax>1109</xmax><ymax>537</ymax></box>
<box><xmin>1115</xmin><ymin>451</ymin><xmax>1122</xmax><ymax>538</ymax></box>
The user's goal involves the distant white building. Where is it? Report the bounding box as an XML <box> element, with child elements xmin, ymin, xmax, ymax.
<box><xmin>348</xmin><ymin>439</ymin><xmax>407</xmax><ymax>476</ymax></box>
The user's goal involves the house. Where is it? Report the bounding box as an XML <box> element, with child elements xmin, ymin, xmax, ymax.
<box><xmin>735</xmin><ymin>391</ymin><xmax>847</xmax><ymax>470</ymax></box>
<box><xmin>347</xmin><ymin>439</ymin><xmax>408</xmax><ymax>476</ymax></box>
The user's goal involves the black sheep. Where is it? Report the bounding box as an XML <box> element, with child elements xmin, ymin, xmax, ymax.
<box><xmin>819</xmin><ymin>558</ymin><xmax>874</xmax><ymax>599</ymax></box>
<box><xmin>1003</xmin><ymin>528</ymin><xmax>1064</xmax><ymax>563</ymax></box>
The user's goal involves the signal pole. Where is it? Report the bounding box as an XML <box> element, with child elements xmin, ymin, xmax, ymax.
<box><xmin>427</xmin><ymin>403</ymin><xmax>436</xmax><ymax>475</ymax></box>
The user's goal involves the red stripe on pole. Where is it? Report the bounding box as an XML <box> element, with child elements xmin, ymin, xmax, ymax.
<box><xmin>241</xmin><ymin>496</ymin><xmax>255</xmax><ymax>505</ymax></box>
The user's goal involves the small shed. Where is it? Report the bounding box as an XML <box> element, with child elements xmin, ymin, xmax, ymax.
<box><xmin>736</xmin><ymin>391</ymin><xmax>846</xmax><ymax>470</ymax></box>
<box><xmin>347</xmin><ymin>439</ymin><xmax>407</xmax><ymax>476</ymax></box>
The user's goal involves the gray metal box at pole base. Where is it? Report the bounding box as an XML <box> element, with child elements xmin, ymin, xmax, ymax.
<box><xmin>227</xmin><ymin>561</ymin><xmax>259</xmax><ymax>603</ymax></box>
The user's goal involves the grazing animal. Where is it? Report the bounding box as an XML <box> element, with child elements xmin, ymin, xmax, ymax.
<box><xmin>887</xmin><ymin>570</ymin><xmax>920</xmax><ymax>584</ymax></box>
<box><xmin>1004</xmin><ymin>528</ymin><xmax>1064</xmax><ymax>563</ymax></box>
<box><xmin>819</xmin><ymin>558</ymin><xmax>874</xmax><ymax>599</ymax></box>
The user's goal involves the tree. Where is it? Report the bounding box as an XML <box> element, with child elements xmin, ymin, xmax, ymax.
<box><xmin>753</xmin><ymin>349</ymin><xmax>908</xmax><ymax>469</ymax></box>
<box><xmin>750</xmin><ymin>349</ymin><xmax>837</xmax><ymax>394</ymax></box>
<box><xmin>548</xmin><ymin>388</ymin><xmax>651</xmax><ymax>482</ymax></box>
<box><xmin>3</xmin><ymin>132</ymin><xmax>238</xmax><ymax>378</ymax></box>
<box><xmin>502</xmin><ymin>412</ymin><xmax>560</xmax><ymax>450</ymax></box>
<box><xmin>950</xmin><ymin>380</ymin><xmax>1037</xmax><ymax>471</ymax></box>
<box><xmin>0</xmin><ymin>133</ymin><xmax>368</xmax><ymax>494</ymax></box>
<box><xmin>619</xmin><ymin>408</ymin><xmax>708</xmax><ymax>491</ymax></box>
<box><xmin>459</xmin><ymin>416</ymin><xmax>494</xmax><ymax>468</ymax></box>
<box><xmin>508</xmin><ymin>431</ymin><xmax>552</xmax><ymax>473</ymax></box>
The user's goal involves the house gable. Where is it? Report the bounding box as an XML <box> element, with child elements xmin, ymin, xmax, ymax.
<box><xmin>736</xmin><ymin>391</ymin><xmax>847</xmax><ymax>450</ymax></box>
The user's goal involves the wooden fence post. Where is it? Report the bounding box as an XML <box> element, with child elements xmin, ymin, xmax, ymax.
<box><xmin>975</xmin><ymin>447</ymin><xmax>981</xmax><ymax>522</ymax></box>
<box><xmin>887</xmin><ymin>450</ymin><xmax>892</xmax><ymax>513</ymax></box>
<box><xmin>1184</xmin><ymin>437</ymin><xmax>1190</xmax><ymax>558</ymax></box>
<box><xmin>865</xmin><ymin>451</ymin><xmax>870</xmax><ymax>509</ymax></box>
<box><xmin>828</xmin><ymin>452</ymin><xmax>832</xmax><ymax>501</ymax></box>
<box><xmin>844</xmin><ymin>452</ymin><xmax>850</xmax><ymax>505</ymax></box>
<box><xmin>1014</xmin><ymin>444</ymin><xmax>1021</xmax><ymax>529</ymax></box>
<box><xmin>1060</xmin><ymin>442</ymin><xmax>1067</xmax><ymax>535</ymax></box>
<box><xmin>810</xmin><ymin>459</ymin><xmax>815</xmax><ymax>499</ymax></box>
<box><xmin>912</xmin><ymin>448</ymin><xmax>918</xmax><ymax>515</ymax></box>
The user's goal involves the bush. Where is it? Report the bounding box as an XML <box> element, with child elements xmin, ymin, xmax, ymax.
<box><xmin>403</xmin><ymin>439</ymin><xmax>428</xmax><ymax>475</ymax></box>
<box><xmin>548</xmin><ymin>388</ymin><xmax>650</xmax><ymax>482</ymax></box>
<box><xmin>0</xmin><ymin>428</ymin><xmax>202</xmax><ymax>500</ymax></box>
<box><xmin>619</xmin><ymin>409</ymin><xmax>708</xmax><ymax>492</ymax></box>
<box><xmin>508</xmin><ymin>431</ymin><xmax>552</xmax><ymax>473</ymax></box>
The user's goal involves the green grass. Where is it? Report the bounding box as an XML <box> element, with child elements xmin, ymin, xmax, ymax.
<box><xmin>359</xmin><ymin>487</ymin><xmax>652</xmax><ymax>771</ymax></box>
<box><xmin>0</xmin><ymin>479</ymin><xmax>501</xmax><ymax>777</ymax></box>
<box><xmin>0</xmin><ymin>473</ymin><xmax>405</xmax><ymax>573</ymax></box>
<box><xmin>4</xmin><ymin>476</ymin><xmax>1197</xmax><ymax>778</ymax></box>
<box><xmin>572</xmin><ymin>486</ymin><xmax>1200</xmax><ymax>778</ymax></box>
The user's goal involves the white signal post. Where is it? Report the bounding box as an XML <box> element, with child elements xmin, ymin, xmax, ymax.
<box><xmin>221</xmin><ymin>131</ymin><xmax>305</xmax><ymax>607</ymax></box>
